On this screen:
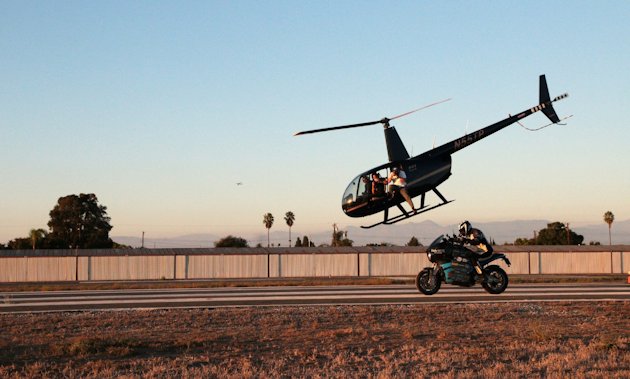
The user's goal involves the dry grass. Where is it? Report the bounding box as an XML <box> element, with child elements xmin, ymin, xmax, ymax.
<box><xmin>0</xmin><ymin>302</ymin><xmax>628</xmax><ymax>378</ymax></box>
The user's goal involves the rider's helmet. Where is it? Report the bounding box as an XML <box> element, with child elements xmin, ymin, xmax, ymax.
<box><xmin>459</xmin><ymin>221</ymin><xmax>471</xmax><ymax>236</ymax></box>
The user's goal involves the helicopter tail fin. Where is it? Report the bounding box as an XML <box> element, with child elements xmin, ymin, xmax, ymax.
<box><xmin>539</xmin><ymin>74</ymin><xmax>561</xmax><ymax>124</ymax></box>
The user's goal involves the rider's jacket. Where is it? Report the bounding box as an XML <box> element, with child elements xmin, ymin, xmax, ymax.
<box><xmin>463</xmin><ymin>228</ymin><xmax>494</xmax><ymax>254</ymax></box>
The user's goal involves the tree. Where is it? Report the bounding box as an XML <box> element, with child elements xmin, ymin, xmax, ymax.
<box><xmin>6</xmin><ymin>229</ymin><xmax>48</xmax><ymax>250</ymax></box>
<box><xmin>513</xmin><ymin>222</ymin><xmax>584</xmax><ymax>245</ymax></box>
<box><xmin>534</xmin><ymin>222</ymin><xmax>583</xmax><ymax>245</ymax></box>
<box><xmin>603</xmin><ymin>211</ymin><xmax>614</xmax><ymax>246</ymax></box>
<box><xmin>47</xmin><ymin>194</ymin><xmax>113</xmax><ymax>249</ymax></box>
<box><xmin>514</xmin><ymin>237</ymin><xmax>533</xmax><ymax>246</ymax></box>
<box><xmin>406</xmin><ymin>236</ymin><xmax>421</xmax><ymax>246</ymax></box>
<box><xmin>214</xmin><ymin>235</ymin><xmax>249</xmax><ymax>248</ymax></box>
<box><xmin>302</xmin><ymin>235</ymin><xmax>310</xmax><ymax>247</ymax></box>
<box><xmin>331</xmin><ymin>224</ymin><xmax>353</xmax><ymax>247</ymax></box>
<box><xmin>295</xmin><ymin>237</ymin><xmax>302</xmax><ymax>247</ymax></box>
<box><xmin>7</xmin><ymin>237</ymin><xmax>32</xmax><ymax>250</ymax></box>
<box><xmin>338</xmin><ymin>237</ymin><xmax>353</xmax><ymax>246</ymax></box>
<box><xmin>284</xmin><ymin>211</ymin><xmax>295</xmax><ymax>247</ymax></box>
<box><xmin>112</xmin><ymin>241</ymin><xmax>133</xmax><ymax>249</ymax></box>
<box><xmin>263</xmin><ymin>213</ymin><xmax>274</xmax><ymax>247</ymax></box>
<box><xmin>29</xmin><ymin>228</ymin><xmax>47</xmax><ymax>250</ymax></box>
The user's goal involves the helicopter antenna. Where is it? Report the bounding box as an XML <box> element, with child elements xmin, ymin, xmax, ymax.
<box><xmin>511</xmin><ymin>88</ymin><xmax>573</xmax><ymax>131</ymax></box>
<box><xmin>293</xmin><ymin>98</ymin><xmax>451</xmax><ymax>136</ymax></box>
<box><xmin>516</xmin><ymin>114</ymin><xmax>573</xmax><ymax>131</ymax></box>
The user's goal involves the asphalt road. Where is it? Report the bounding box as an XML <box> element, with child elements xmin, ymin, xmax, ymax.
<box><xmin>1</xmin><ymin>283</ymin><xmax>629</xmax><ymax>313</ymax></box>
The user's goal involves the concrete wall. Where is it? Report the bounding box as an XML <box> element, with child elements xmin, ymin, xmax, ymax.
<box><xmin>1</xmin><ymin>246</ymin><xmax>628</xmax><ymax>282</ymax></box>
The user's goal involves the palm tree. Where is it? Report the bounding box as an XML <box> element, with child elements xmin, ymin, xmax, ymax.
<box><xmin>603</xmin><ymin>211</ymin><xmax>614</xmax><ymax>245</ymax></box>
<box><xmin>284</xmin><ymin>211</ymin><xmax>295</xmax><ymax>247</ymax></box>
<box><xmin>263</xmin><ymin>213</ymin><xmax>274</xmax><ymax>247</ymax></box>
<box><xmin>29</xmin><ymin>228</ymin><xmax>47</xmax><ymax>250</ymax></box>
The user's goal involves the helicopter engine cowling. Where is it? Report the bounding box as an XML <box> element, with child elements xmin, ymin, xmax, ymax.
<box><xmin>405</xmin><ymin>155</ymin><xmax>452</xmax><ymax>198</ymax></box>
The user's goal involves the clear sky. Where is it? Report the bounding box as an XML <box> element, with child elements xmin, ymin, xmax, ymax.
<box><xmin>1</xmin><ymin>1</ymin><xmax>629</xmax><ymax>245</ymax></box>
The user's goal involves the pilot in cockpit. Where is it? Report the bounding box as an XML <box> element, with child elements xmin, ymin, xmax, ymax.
<box><xmin>357</xmin><ymin>175</ymin><xmax>372</xmax><ymax>203</ymax></box>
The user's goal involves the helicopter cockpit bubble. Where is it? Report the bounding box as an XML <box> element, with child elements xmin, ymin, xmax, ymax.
<box><xmin>342</xmin><ymin>168</ymin><xmax>390</xmax><ymax>216</ymax></box>
<box><xmin>342</xmin><ymin>175</ymin><xmax>364</xmax><ymax>214</ymax></box>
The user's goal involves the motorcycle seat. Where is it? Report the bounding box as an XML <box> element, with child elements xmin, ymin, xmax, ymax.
<box><xmin>478</xmin><ymin>252</ymin><xmax>501</xmax><ymax>264</ymax></box>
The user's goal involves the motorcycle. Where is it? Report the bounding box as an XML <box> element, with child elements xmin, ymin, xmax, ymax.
<box><xmin>415</xmin><ymin>234</ymin><xmax>511</xmax><ymax>295</ymax></box>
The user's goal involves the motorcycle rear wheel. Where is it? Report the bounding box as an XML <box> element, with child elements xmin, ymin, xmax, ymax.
<box><xmin>481</xmin><ymin>265</ymin><xmax>508</xmax><ymax>294</ymax></box>
<box><xmin>415</xmin><ymin>268</ymin><xmax>441</xmax><ymax>295</ymax></box>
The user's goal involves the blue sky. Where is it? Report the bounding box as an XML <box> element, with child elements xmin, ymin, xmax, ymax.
<box><xmin>1</xmin><ymin>1</ymin><xmax>629</xmax><ymax>245</ymax></box>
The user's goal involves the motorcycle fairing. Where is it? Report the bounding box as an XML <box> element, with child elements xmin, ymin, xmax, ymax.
<box><xmin>441</xmin><ymin>261</ymin><xmax>475</xmax><ymax>286</ymax></box>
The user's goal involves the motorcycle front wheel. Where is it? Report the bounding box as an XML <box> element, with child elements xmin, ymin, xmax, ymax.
<box><xmin>481</xmin><ymin>265</ymin><xmax>508</xmax><ymax>294</ymax></box>
<box><xmin>415</xmin><ymin>268</ymin><xmax>441</xmax><ymax>295</ymax></box>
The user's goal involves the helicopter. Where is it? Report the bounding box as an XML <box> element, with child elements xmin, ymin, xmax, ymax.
<box><xmin>294</xmin><ymin>75</ymin><xmax>570</xmax><ymax>229</ymax></box>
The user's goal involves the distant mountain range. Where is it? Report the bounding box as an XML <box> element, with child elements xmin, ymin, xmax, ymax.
<box><xmin>112</xmin><ymin>219</ymin><xmax>630</xmax><ymax>248</ymax></box>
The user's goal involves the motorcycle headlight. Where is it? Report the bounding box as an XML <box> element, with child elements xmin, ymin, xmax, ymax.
<box><xmin>427</xmin><ymin>252</ymin><xmax>432</xmax><ymax>260</ymax></box>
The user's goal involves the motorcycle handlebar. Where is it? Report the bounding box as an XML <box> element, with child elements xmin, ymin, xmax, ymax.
<box><xmin>446</xmin><ymin>235</ymin><xmax>465</xmax><ymax>244</ymax></box>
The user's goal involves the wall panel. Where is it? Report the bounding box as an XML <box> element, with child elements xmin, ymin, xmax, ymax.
<box><xmin>1</xmin><ymin>247</ymin><xmax>629</xmax><ymax>282</ymax></box>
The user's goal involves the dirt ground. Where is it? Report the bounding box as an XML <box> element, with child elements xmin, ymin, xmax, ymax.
<box><xmin>0</xmin><ymin>302</ymin><xmax>628</xmax><ymax>378</ymax></box>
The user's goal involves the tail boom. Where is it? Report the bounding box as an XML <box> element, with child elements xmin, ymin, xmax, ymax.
<box><xmin>422</xmin><ymin>74</ymin><xmax>568</xmax><ymax>158</ymax></box>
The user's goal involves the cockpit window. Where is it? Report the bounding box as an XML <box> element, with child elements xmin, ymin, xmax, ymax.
<box><xmin>342</xmin><ymin>168</ymin><xmax>389</xmax><ymax>213</ymax></box>
<box><xmin>342</xmin><ymin>177</ymin><xmax>358</xmax><ymax>208</ymax></box>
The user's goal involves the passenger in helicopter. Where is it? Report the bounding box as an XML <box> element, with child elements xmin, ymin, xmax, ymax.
<box><xmin>357</xmin><ymin>175</ymin><xmax>372</xmax><ymax>203</ymax></box>
<box><xmin>371</xmin><ymin>172</ymin><xmax>386</xmax><ymax>199</ymax></box>
<box><xmin>386</xmin><ymin>166</ymin><xmax>417</xmax><ymax>213</ymax></box>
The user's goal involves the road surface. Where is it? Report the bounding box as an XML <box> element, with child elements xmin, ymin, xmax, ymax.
<box><xmin>1</xmin><ymin>283</ymin><xmax>628</xmax><ymax>313</ymax></box>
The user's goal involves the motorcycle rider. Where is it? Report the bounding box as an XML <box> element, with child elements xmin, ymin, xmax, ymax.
<box><xmin>458</xmin><ymin>221</ymin><xmax>493</xmax><ymax>276</ymax></box>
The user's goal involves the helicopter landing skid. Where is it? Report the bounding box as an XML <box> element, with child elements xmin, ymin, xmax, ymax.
<box><xmin>360</xmin><ymin>190</ymin><xmax>454</xmax><ymax>229</ymax></box>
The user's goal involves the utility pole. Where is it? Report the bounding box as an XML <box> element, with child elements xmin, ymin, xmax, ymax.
<box><xmin>141</xmin><ymin>231</ymin><xmax>145</xmax><ymax>249</ymax></box>
<box><xmin>565</xmin><ymin>223</ymin><xmax>570</xmax><ymax>245</ymax></box>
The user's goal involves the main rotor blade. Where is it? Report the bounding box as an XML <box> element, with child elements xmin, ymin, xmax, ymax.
<box><xmin>293</xmin><ymin>119</ymin><xmax>382</xmax><ymax>136</ymax></box>
<box><xmin>389</xmin><ymin>98</ymin><xmax>452</xmax><ymax>121</ymax></box>
<box><xmin>293</xmin><ymin>98</ymin><xmax>452</xmax><ymax>136</ymax></box>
